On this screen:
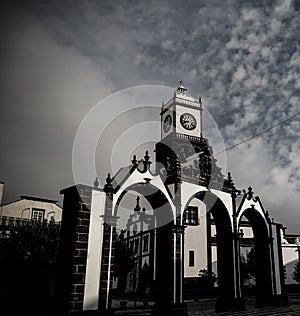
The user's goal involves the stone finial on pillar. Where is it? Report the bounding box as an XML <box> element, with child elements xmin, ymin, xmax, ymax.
<box><xmin>104</xmin><ymin>173</ymin><xmax>113</xmax><ymax>194</ymax></box>
<box><xmin>134</xmin><ymin>196</ymin><xmax>141</xmax><ymax>212</ymax></box>
<box><xmin>132</xmin><ymin>154</ymin><xmax>138</xmax><ymax>165</ymax></box>
<box><xmin>143</xmin><ymin>150</ymin><xmax>152</xmax><ymax>171</ymax></box>
<box><xmin>144</xmin><ymin>150</ymin><xmax>150</xmax><ymax>161</ymax></box>
<box><xmin>93</xmin><ymin>176</ymin><xmax>99</xmax><ymax>188</ymax></box>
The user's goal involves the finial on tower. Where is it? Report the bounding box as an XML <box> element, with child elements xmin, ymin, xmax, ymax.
<box><xmin>176</xmin><ymin>80</ymin><xmax>187</xmax><ymax>95</ymax></box>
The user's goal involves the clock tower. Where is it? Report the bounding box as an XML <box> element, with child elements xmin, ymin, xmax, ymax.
<box><xmin>156</xmin><ymin>83</ymin><xmax>228</xmax><ymax>191</ymax></box>
<box><xmin>161</xmin><ymin>83</ymin><xmax>203</xmax><ymax>139</ymax></box>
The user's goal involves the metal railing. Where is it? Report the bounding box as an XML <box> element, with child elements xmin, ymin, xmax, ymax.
<box><xmin>0</xmin><ymin>215</ymin><xmax>60</xmax><ymax>228</ymax></box>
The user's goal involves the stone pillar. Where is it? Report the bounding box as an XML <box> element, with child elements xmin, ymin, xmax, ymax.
<box><xmin>232</xmin><ymin>231</ymin><xmax>245</xmax><ymax>310</ymax></box>
<box><xmin>172</xmin><ymin>224</ymin><xmax>188</xmax><ymax>315</ymax></box>
<box><xmin>55</xmin><ymin>184</ymin><xmax>96</xmax><ymax>315</ymax></box>
<box><xmin>151</xmin><ymin>178</ymin><xmax>187</xmax><ymax>316</ymax></box>
<box><xmin>151</xmin><ymin>220</ymin><xmax>174</xmax><ymax>315</ymax></box>
<box><xmin>268</xmin><ymin>222</ymin><xmax>289</xmax><ymax>306</ymax></box>
<box><xmin>151</xmin><ymin>222</ymin><xmax>187</xmax><ymax>316</ymax></box>
<box><xmin>231</xmin><ymin>191</ymin><xmax>245</xmax><ymax>311</ymax></box>
<box><xmin>98</xmin><ymin>173</ymin><xmax>118</xmax><ymax>312</ymax></box>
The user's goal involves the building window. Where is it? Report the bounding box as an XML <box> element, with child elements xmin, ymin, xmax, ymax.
<box><xmin>183</xmin><ymin>206</ymin><xmax>199</xmax><ymax>225</ymax></box>
<box><xmin>189</xmin><ymin>250</ymin><xmax>195</xmax><ymax>267</ymax></box>
<box><xmin>143</xmin><ymin>234</ymin><xmax>149</xmax><ymax>253</ymax></box>
<box><xmin>32</xmin><ymin>208</ymin><xmax>45</xmax><ymax>222</ymax></box>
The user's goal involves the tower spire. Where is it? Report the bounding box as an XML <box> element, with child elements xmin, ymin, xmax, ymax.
<box><xmin>176</xmin><ymin>80</ymin><xmax>187</xmax><ymax>95</ymax></box>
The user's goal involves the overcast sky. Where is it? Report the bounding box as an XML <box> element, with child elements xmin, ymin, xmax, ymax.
<box><xmin>1</xmin><ymin>0</ymin><xmax>300</xmax><ymax>233</ymax></box>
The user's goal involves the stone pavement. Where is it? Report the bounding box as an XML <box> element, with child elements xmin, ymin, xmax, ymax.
<box><xmin>187</xmin><ymin>301</ymin><xmax>300</xmax><ymax>316</ymax></box>
<box><xmin>113</xmin><ymin>295</ymin><xmax>300</xmax><ymax>316</ymax></box>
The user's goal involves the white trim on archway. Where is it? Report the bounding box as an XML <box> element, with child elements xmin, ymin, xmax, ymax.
<box><xmin>112</xmin><ymin>169</ymin><xmax>176</xmax><ymax>218</ymax></box>
<box><xmin>181</xmin><ymin>182</ymin><xmax>234</xmax><ymax>226</ymax></box>
<box><xmin>237</xmin><ymin>198</ymin><xmax>269</xmax><ymax>233</ymax></box>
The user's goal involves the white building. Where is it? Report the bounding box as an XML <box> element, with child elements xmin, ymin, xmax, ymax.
<box><xmin>0</xmin><ymin>182</ymin><xmax>62</xmax><ymax>227</ymax></box>
<box><xmin>281</xmin><ymin>233</ymin><xmax>300</xmax><ymax>285</ymax></box>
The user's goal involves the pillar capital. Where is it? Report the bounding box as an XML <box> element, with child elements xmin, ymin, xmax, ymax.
<box><xmin>172</xmin><ymin>224</ymin><xmax>186</xmax><ymax>235</ymax></box>
<box><xmin>232</xmin><ymin>230</ymin><xmax>244</xmax><ymax>240</ymax></box>
<box><xmin>100</xmin><ymin>214</ymin><xmax>119</xmax><ymax>226</ymax></box>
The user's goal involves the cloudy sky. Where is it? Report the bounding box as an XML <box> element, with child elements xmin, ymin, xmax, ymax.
<box><xmin>1</xmin><ymin>0</ymin><xmax>300</xmax><ymax>233</ymax></box>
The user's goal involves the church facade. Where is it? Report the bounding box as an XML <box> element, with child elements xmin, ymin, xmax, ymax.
<box><xmin>55</xmin><ymin>85</ymin><xmax>289</xmax><ymax>315</ymax></box>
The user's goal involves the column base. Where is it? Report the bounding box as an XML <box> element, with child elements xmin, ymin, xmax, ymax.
<box><xmin>215</xmin><ymin>297</ymin><xmax>246</xmax><ymax>313</ymax></box>
<box><xmin>151</xmin><ymin>302</ymin><xmax>188</xmax><ymax>316</ymax></box>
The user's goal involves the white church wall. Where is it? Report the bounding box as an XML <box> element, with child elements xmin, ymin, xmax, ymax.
<box><xmin>181</xmin><ymin>182</ymin><xmax>206</xmax><ymax>218</ymax></box>
<box><xmin>184</xmin><ymin>198</ymin><xmax>207</xmax><ymax>278</ymax></box>
<box><xmin>240</xmin><ymin>226</ymin><xmax>253</xmax><ymax>238</ymax></box>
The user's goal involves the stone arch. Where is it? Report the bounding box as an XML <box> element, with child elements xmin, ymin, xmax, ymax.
<box><xmin>238</xmin><ymin>207</ymin><xmax>273</xmax><ymax>307</ymax></box>
<box><xmin>183</xmin><ymin>190</ymin><xmax>236</xmax><ymax>311</ymax></box>
<box><xmin>114</xmin><ymin>182</ymin><xmax>175</xmax><ymax>228</ymax></box>
<box><xmin>112</xmin><ymin>182</ymin><xmax>177</xmax><ymax>309</ymax></box>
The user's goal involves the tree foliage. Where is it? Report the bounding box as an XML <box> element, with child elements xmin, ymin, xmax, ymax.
<box><xmin>292</xmin><ymin>260</ymin><xmax>300</xmax><ymax>284</ymax></box>
<box><xmin>198</xmin><ymin>268</ymin><xmax>217</xmax><ymax>288</ymax></box>
<box><xmin>0</xmin><ymin>219</ymin><xmax>61</xmax><ymax>315</ymax></box>
<box><xmin>113</xmin><ymin>229</ymin><xmax>135</xmax><ymax>293</ymax></box>
<box><xmin>246</xmin><ymin>248</ymin><xmax>256</xmax><ymax>277</ymax></box>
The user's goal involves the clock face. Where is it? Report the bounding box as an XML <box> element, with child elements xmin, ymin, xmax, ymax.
<box><xmin>180</xmin><ymin>113</ymin><xmax>197</xmax><ymax>130</ymax></box>
<box><xmin>163</xmin><ymin>114</ymin><xmax>172</xmax><ymax>132</ymax></box>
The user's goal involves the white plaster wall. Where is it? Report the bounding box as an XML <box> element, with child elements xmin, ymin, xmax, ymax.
<box><xmin>282</xmin><ymin>246</ymin><xmax>299</xmax><ymax>285</ymax></box>
<box><xmin>181</xmin><ymin>185</ymin><xmax>233</xmax><ymax>227</ymax></box>
<box><xmin>181</xmin><ymin>182</ymin><xmax>207</xmax><ymax>218</ymax></box>
<box><xmin>240</xmin><ymin>226</ymin><xmax>253</xmax><ymax>238</ymax></box>
<box><xmin>83</xmin><ymin>190</ymin><xmax>106</xmax><ymax>310</ymax></box>
<box><xmin>184</xmin><ymin>198</ymin><xmax>207</xmax><ymax>278</ymax></box>
<box><xmin>1</xmin><ymin>199</ymin><xmax>62</xmax><ymax>222</ymax></box>
<box><xmin>212</xmin><ymin>246</ymin><xmax>218</xmax><ymax>276</ymax></box>
<box><xmin>210</xmin><ymin>189</ymin><xmax>233</xmax><ymax>225</ymax></box>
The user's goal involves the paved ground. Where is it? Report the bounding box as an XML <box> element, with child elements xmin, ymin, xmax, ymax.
<box><xmin>112</xmin><ymin>294</ymin><xmax>300</xmax><ymax>315</ymax></box>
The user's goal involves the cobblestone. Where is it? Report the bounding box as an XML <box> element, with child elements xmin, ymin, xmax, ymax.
<box><xmin>113</xmin><ymin>295</ymin><xmax>300</xmax><ymax>316</ymax></box>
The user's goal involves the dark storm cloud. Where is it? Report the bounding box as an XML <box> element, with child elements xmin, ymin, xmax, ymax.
<box><xmin>1</xmin><ymin>0</ymin><xmax>300</xmax><ymax>233</ymax></box>
<box><xmin>0</xmin><ymin>1</ymin><xmax>114</xmax><ymax>204</ymax></box>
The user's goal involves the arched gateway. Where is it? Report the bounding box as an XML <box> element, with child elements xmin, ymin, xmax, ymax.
<box><xmin>55</xmin><ymin>85</ymin><xmax>288</xmax><ymax>315</ymax></box>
